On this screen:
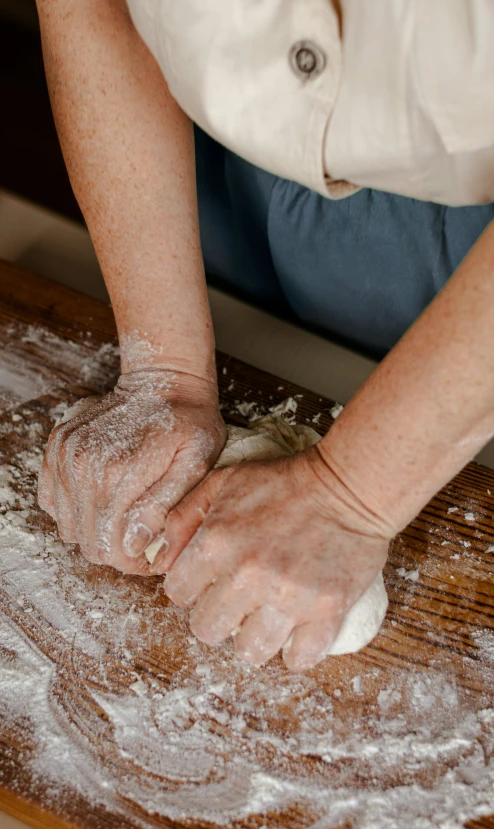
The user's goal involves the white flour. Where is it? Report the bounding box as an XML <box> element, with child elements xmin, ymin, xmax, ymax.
<box><xmin>0</xmin><ymin>326</ymin><xmax>493</xmax><ymax>828</ymax></box>
<box><xmin>0</xmin><ymin>355</ymin><xmax>54</xmax><ymax>407</ymax></box>
<box><xmin>473</xmin><ymin>630</ymin><xmax>494</xmax><ymax>664</ymax></box>
<box><xmin>18</xmin><ymin>323</ymin><xmax>120</xmax><ymax>389</ymax></box>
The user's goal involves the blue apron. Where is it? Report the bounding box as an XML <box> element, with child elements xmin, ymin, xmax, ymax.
<box><xmin>195</xmin><ymin>127</ymin><xmax>494</xmax><ymax>359</ymax></box>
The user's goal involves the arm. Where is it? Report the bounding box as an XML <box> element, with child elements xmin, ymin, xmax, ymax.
<box><xmin>37</xmin><ymin>0</ymin><xmax>213</xmax><ymax>378</ymax></box>
<box><xmin>318</xmin><ymin>220</ymin><xmax>494</xmax><ymax>536</ymax></box>
<box><xmin>155</xmin><ymin>225</ymin><xmax>494</xmax><ymax>671</ymax></box>
<box><xmin>36</xmin><ymin>0</ymin><xmax>226</xmax><ymax>571</ymax></box>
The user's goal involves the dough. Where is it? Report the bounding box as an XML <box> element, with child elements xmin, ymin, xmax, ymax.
<box><xmin>215</xmin><ymin>416</ymin><xmax>322</xmax><ymax>466</ymax></box>
<box><xmin>150</xmin><ymin>415</ymin><xmax>388</xmax><ymax>656</ymax></box>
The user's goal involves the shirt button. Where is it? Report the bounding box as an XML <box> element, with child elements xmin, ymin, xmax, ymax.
<box><xmin>289</xmin><ymin>40</ymin><xmax>326</xmax><ymax>79</ymax></box>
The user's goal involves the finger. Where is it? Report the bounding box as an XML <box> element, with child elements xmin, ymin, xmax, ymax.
<box><xmin>151</xmin><ymin>467</ymin><xmax>233</xmax><ymax>574</ymax></box>
<box><xmin>188</xmin><ymin>576</ymin><xmax>256</xmax><ymax>645</ymax></box>
<box><xmin>164</xmin><ymin>527</ymin><xmax>222</xmax><ymax>608</ymax></box>
<box><xmin>282</xmin><ymin>617</ymin><xmax>342</xmax><ymax>672</ymax></box>
<box><xmin>52</xmin><ymin>480</ymin><xmax>77</xmax><ymax>543</ymax></box>
<box><xmin>234</xmin><ymin>604</ymin><xmax>295</xmax><ymax>667</ymax></box>
<box><xmin>37</xmin><ymin>453</ymin><xmax>56</xmax><ymax>517</ymax></box>
<box><xmin>121</xmin><ymin>447</ymin><xmax>210</xmax><ymax>560</ymax></box>
<box><xmin>111</xmin><ymin>551</ymin><xmax>153</xmax><ymax>576</ymax></box>
<box><xmin>79</xmin><ymin>503</ymin><xmax>152</xmax><ymax>574</ymax></box>
<box><xmin>80</xmin><ymin>541</ymin><xmax>153</xmax><ymax>574</ymax></box>
<box><xmin>37</xmin><ymin>423</ymin><xmax>68</xmax><ymax>517</ymax></box>
<box><xmin>37</xmin><ymin>398</ymin><xmax>111</xmax><ymax>548</ymax></box>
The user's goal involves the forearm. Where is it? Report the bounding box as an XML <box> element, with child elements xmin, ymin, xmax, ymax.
<box><xmin>37</xmin><ymin>0</ymin><xmax>214</xmax><ymax>380</ymax></box>
<box><xmin>319</xmin><ymin>221</ymin><xmax>494</xmax><ymax>535</ymax></box>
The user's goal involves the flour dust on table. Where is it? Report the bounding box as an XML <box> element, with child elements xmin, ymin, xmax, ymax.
<box><xmin>1</xmin><ymin>325</ymin><xmax>493</xmax><ymax>829</ymax></box>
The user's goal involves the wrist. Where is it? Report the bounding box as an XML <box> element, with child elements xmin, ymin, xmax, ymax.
<box><xmin>117</xmin><ymin>366</ymin><xmax>219</xmax><ymax>407</ymax></box>
<box><xmin>306</xmin><ymin>441</ymin><xmax>398</xmax><ymax>541</ymax></box>
<box><xmin>118</xmin><ymin>329</ymin><xmax>216</xmax><ymax>385</ymax></box>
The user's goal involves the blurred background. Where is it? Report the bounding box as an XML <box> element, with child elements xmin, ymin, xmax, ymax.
<box><xmin>0</xmin><ymin>0</ymin><xmax>82</xmax><ymax>221</ymax></box>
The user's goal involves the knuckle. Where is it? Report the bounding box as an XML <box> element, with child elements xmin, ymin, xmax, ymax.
<box><xmin>64</xmin><ymin>433</ymin><xmax>88</xmax><ymax>473</ymax></box>
<box><xmin>166</xmin><ymin>502</ymin><xmax>185</xmax><ymax>530</ymax></box>
<box><xmin>127</xmin><ymin>497</ymin><xmax>166</xmax><ymax>535</ymax></box>
<box><xmin>233</xmin><ymin>555</ymin><xmax>268</xmax><ymax>587</ymax></box>
<box><xmin>145</xmin><ymin>491</ymin><xmax>173</xmax><ymax>518</ymax></box>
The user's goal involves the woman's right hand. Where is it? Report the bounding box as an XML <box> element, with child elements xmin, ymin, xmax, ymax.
<box><xmin>36</xmin><ymin>0</ymin><xmax>224</xmax><ymax>573</ymax></box>
<box><xmin>38</xmin><ymin>369</ymin><xmax>226</xmax><ymax>574</ymax></box>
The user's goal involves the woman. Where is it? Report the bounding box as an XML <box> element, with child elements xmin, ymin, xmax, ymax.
<box><xmin>36</xmin><ymin>0</ymin><xmax>494</xmax><ymax>671</ymax></box>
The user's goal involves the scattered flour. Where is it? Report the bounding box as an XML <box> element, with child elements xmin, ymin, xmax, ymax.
<box><xmin>18</xmin><ymin>323</ymin><xmax>120</xmax><ymax>389</ymax></box>
<box><xmin>396</xmin><ymin>567</ymin><xmax>420</xmax><ymax>583</ymax></box>
<box><xmin>1</xmin><ymin>445</ymin><xmax>493</xmax><ymax>829</ymax></box>
<box><xmin>235</xmin><ymin>397</ymin><xmax>299</xmax><ymax>425</ymax></box>
<box><xmin>0</xmin><ymin>327</ymin><xmax>493</xmax><ymax>828</ymax></box>
<box><xmin>472</xmin><ymin>630</ymin><xmax>494</xmax><ymax>664</ymax></box>
<box><xmin>235</xmin><ymin>400</ymin><xmax>261</xmax><ymax>419</ymax></box>
<box><xmin>119</xmin><ymin>330</ymin><xmax>163</xmax><ymax>372</ymax></box>
<box><xmin>0</xmin><ymin>322</ymin><xmax>119</xmax><ymax>411</ymax></box>
<box><xmin>329</xmin><ymin>403</ymin><xmax>344</xmax><ymax>419</ymax></box>
<box><xmin>268</xmin><ymin>397</ymin><xmax>298</xmax><ymax>418</ymax></box>
<box><xmin>0</xmin><ymin>351</ymin><xmax>55</xmax><ymax>407</ymax></box>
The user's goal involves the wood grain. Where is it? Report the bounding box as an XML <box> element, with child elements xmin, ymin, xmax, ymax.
<box><xmin>0</xmin><ymin>261</ymin><xmax>493</xmax><ymax>829</ymax></box>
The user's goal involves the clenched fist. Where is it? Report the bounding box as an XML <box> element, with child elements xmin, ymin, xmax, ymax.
<box><xmin>38</xmin><ymin>369</ymin><xmax>226</xmax><ymax>573</ymax></box>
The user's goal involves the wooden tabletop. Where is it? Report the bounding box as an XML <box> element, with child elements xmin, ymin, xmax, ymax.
<box><xmin>0</xmin><ymin>260</ymin><xmax>493</xmax><ymax>829</ymax></box>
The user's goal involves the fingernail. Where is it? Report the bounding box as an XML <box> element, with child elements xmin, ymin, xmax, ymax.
<box><xmin>148</xmin><ymin>536</ymin><xmax>170</xmax><ymax>573</ymax></box>
<box><xmin>282</xmin><ymin>633</ymin><xmax>294</xmax><ymax>655</ymax></box>
<box><xmin>145</xmin><ymin>536</ymin><xmax>168</xmax><ymax>566</ymax></box>
<box><xmin>124</xmin><ymin>523</ymin><xmax>152</xmax><ymax>558</ymax></box>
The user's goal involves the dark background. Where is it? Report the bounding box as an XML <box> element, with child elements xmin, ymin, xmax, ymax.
<box><xmin>0</xmin><ymin>0</ymin><xmax>82</xmax><ymax>222</ymax></box>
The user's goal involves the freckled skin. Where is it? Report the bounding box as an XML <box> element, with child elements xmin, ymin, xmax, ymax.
<box><xmin>37</xmin><ymin>0</ymin><xmax>214</xmax><ymax>380</ymax></box>
<box><xmin>36</xmin><ymin>0</ymin><xmax>494</xmax><ymax>670</ymax></box>
<box><xmin>36</xmin><ymin>0</ymin><xmax>224</xmax><ymax>568</ymax></box>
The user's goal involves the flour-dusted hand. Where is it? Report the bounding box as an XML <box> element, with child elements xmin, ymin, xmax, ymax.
<box><xmin>38</xmin><ymin>370</ymin><xmax>226</xmax><ymax>573</ymax></box>
<box><xmin>152</xmin><ymin>447</ymin><xmax>394</xmax><ymax>670</ymax></box>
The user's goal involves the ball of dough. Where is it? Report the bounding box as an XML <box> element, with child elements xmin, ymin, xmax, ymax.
<box><xmin>147</xmin><ymin>414</ymin><xmax>388</xmax><ymax>656</ymax></box>
<box><xmin>214</xmin><ymin>416</ymin><xmax>388</xmax><ymax>656</ymax></box>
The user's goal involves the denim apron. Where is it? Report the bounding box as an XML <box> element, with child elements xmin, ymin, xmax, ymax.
<box><xmin>196</xmin><ymin>127</ymin><xmax>494</xmax><ymax>359</ymax></box>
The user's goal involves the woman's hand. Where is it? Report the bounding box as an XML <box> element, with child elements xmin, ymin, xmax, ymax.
<box><xmin>38</xmin><ymin>369</ymin><xmax>226</xmax><ymax>573</ymax></box>
<box><xmin>151</xmin><ymin>447</ymin><xmax>392</xmax><ymax>670</ymax></box>
<box><xmin>36</xmin><ymin>0</ymin><xmax>222</xmax><ymax>572</ymax></box>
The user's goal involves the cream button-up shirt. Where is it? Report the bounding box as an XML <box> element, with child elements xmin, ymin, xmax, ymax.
<box><xmin>126</xmin><ymin>0</ymin><xmax>494</xmax><ymax>206</ymax></box>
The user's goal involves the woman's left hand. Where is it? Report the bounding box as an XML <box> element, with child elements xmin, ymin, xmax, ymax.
<box><xmin>150</xmin><ymin>447</ymin><xmax>392</xmax><ymax>671</ymax></box>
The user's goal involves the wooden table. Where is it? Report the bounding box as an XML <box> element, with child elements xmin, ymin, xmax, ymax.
<box><xmin>0</xmin><ymin>261</ymin><xmax>493</xmax><ymax>829</ymax></box>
